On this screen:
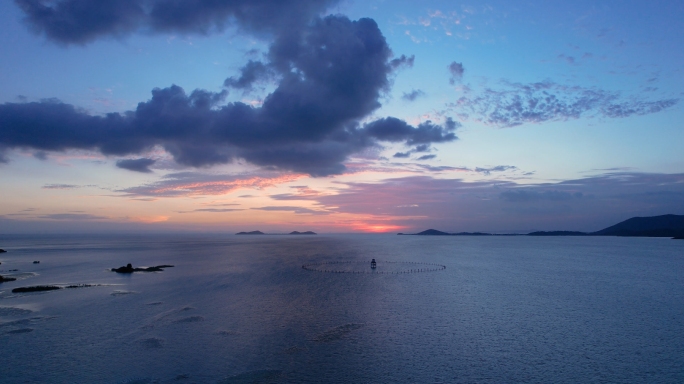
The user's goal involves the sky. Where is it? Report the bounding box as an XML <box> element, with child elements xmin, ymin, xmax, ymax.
<box><xmin>0</xmin><ymin>0</ymin><xmax>683</xmax><ymax>234</ymax></box>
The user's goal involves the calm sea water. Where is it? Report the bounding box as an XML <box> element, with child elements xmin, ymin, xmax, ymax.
<box><xmin>0</xmin><ymin>234</ymin><xmax>682</xmax><ymax>383</ymax></box>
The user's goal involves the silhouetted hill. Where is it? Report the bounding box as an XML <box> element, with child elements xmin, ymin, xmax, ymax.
<box><xmin>236</xmin><ymin>231</ymin><xmax>265</xmax><ymax>235</ymax></box>
<box><xmin>415</xmin><ymin>229</ymin><xmax>452</xmax><ymax>236</ymax></box>
<box><xmin>290</xmin><ymin>231</ymin><xmax>316</xmax><ymax>235</ymax></box>
<box><xmin>592</xmin><ymin>214</ymin><xmax>684</xmax><ymax>237</ymax></box>
<box><xmin>400</xmin><ymin>215</ymin><xmax>684</xmax><ymax>238</ymax></box>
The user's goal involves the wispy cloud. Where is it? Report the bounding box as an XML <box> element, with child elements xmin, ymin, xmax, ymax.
<box><xmin>251</xmin><ymin>206</ymin><xmax>329</xmax><ymax>215</ymax></box>
<box><xmin>475</xmin><ymin>165</ymin><xmax>517</xmax><ymax>175</ymax></box>
<box><xmin>42</xmin><ymin>184</ymin><xmax>80</xmax><ymax>189</ymax></box>
<box><xmin>127</xmin><ymin>216</ymin><xmax>169</xmax><ymax>223</ymax></box>
<box><xmin>402</xmin><ymin>89</ymin><xmax>425</xmax><ymax>101</ymax></box>
<box><xmin>117</xmin><ymin>171</ymin><xmax>304</xmax><ymax>198</ymax></box>
<box><xmin>500</xmin><ymin>190</ymin><xmax>584</xmax><ymax>202</ymax></box>
<box><xmin>416</xmin><ymin>154</ymin><xmax>436</xmax><ymax>161</ymax></box>
<box><xmin>270</xmin><ymin>186</ymin><xmax>327</xmax><ymax>201</ymax></box>
<box><xmin>176</xmin><ymin>208</ymin><xmax>244</xmax><ymax>213</ymax></box>
<box><xmin>266</xmin><ymin>172</ymin><xmax>684</xmax><ymax>232</ymax></box>
<box><xmin>38</xmin><ymin>213</ymin><xmax>107</xmax><ymax>220</ymax></box>
<box><xmin>448</xmin><ymin>80</ymin><xmax>679</xmax><ymax>127</ymax></box>
<box><xmin>448</xmin><ymin>62</ymin><xmax>464</xmax><ymax>84</ymax></box>
<box><xmin>116</xmin><ymin>158</ymin><xmax>156</xmax><ymax>173</ymax></box>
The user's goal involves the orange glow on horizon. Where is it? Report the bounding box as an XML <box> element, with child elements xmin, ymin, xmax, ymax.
<box><xmin>129</xmin><ymin>215</ymin><xmax>169</xmax><ymax>223</ymax></box>
<box><xmin>351</xmin><ymin>223</ymin><xmax>407</xmax><ymax>233</ymax></box>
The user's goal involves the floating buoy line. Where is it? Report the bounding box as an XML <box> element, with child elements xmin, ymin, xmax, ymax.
<box><xmin>302</xmin><ymin>260</ymin><xmax>446</xmax><ymax>274</ymax></box>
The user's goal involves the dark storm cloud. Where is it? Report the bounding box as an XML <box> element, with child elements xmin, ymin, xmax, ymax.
<box><xmin>15</xmin><ymin>0</ymin><xmax>340</xmax><ymax>44</ymax></box>
<box><xmin>0</xmin><ymin>15</ymin><xmax>457</xmax><ymax>176</ymax></box>
<box><xmin>363</xmin><ymin>117</ymin><xmax>459</xmax><ymax>145</ymax></box>
<box><xmin>402</xmin><ymin>89</ymin><xmax>425</xmax><ymax>101</ymax></box>
<box><xmin>116</xmin><ymin>157</ymin><xmax>156</xmax><ymax>173</ymax></box>
<box><xmin>223</xmin><ymin>60</ymin><xmax>271</xmax><ymax>91</ymax></box>
<box><xmin>448</xmin><ymin>62</ymin><xmax>464</xmax><ymax>84</ymax></box>
<box><xmin>449</xmin><ymin>80</ymin><xmax>679</xmax><ymax>127</ymax></box>
<box><xmin>15</xmin><ymin>0</ymin><xmax>144</xmax><ymax>45</ymax></box>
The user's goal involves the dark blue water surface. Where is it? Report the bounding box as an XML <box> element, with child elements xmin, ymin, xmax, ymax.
<box><xmin>0</xmin><ymin>234</ymin><xmax>682</xmax><ymax>383</ymax></box>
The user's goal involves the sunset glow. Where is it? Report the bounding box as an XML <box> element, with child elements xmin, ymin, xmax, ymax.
<box><xmin>1</xmin><ymin>1</ymin><xmax>682</xmax><ymax>233</ymax></box>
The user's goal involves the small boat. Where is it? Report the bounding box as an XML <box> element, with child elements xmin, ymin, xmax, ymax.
<box><xmin>371</xmin><ymin>259</ymin><xmax>377</xmax><ymax>269</ymax></box>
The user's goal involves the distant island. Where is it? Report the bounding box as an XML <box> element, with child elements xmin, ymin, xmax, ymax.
<box><xmin>400</xmin><ymin>214</ymin><xmax>684</xmax><ymax>239</ymax></box>
<box><xmin>235</xmin><ymin>230</ymin><xmax>317</xmax><ymax>235</ymax></box>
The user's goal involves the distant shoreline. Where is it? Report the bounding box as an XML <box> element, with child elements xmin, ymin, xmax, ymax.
<box><xmin>236</xmin><ymin>230</ymin><xmax>317</xmax><ymax>235</ymax></box>
<box><xmin>397</xmin><ymin>214</ymin><xmax>684</xmax><ymax>239</ymax></box>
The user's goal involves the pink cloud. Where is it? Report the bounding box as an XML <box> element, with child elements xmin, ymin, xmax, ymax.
<box><xmin>267</xmin><ymin>172</ymin><xmax>684</xmax><ymax>233</ymax></box>
<box><xmin>118</xmin><ymin>171</ymin><xmax>305</xmax><ymax>197</ymax></box>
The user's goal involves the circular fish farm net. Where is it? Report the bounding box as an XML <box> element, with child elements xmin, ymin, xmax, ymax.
<box><xmin>302</xmin><ymin>260</ymin><xmax>446</xmax><ymax>274</ymax></box>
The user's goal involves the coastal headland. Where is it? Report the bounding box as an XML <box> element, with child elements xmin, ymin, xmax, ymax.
<box><xmin>399</xmin><ymin>214</ymin><xmax>684</xmax><ymax>239</ymax></box>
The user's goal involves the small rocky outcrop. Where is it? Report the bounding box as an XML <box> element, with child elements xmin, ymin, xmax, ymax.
<box><xmin>289</xmin><ymin>231</ymin><xmax>317</xmax><ymax>235</ymax></box>
<box><xmin>12</xmin><ymin>285</ymin><xmax>61</xmax><ymax>293</ymax></box>
<box><xmin>111</xmin><ymin>263</ymin><xmax>174</xmax><ymax>273</ymax></box>
<box><xmin>11</xmin><ymin>284</ymin><xmax>101</xmax><ymax>293</ymax></box>
<box><xmin>33</xmin><ymin>261</ymin><xmax>40</xmax><ymax>264</ymax></box>
<box><xmin>112</xmin><ymin>263</ymin><xmax>134</xmax><ymax>273</ymax></box>
<box><xmin>0</xmin><ymin>249</ymin><xmax>7</xmax><ymax>253</ymax></box>
<box><xmin>0</xmin><ymin>275</ymin><xmax>17</xmax><ymax>283</ymax></box>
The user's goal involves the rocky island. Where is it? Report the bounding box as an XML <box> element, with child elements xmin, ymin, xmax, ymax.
<box><xmin>12</xmin><ymin>284</ymin><xmax>101</xmax><ymax>293</ymax></box>
<box><xmin>111</xmin><ymin>263</ymin><xmax>174</xmax><ymax>273</ymax></box>
<box><xmin>236</xmin><ymin>231</ymin><xmax>265</xmax><ymax>235</ymax></box>
<box><xmin>289</xmin><ymin>231</ymin><xmax>317</xmax><ymax>235</ymax></box>
<box><xmin>0</xmin><ymin>275</ymin><xmax>17</xmax><ymax>283</ymax></box>
<box><xmin>12</xmin><ymin>285</ymin><xmax>61</xmax><ymax>293</ymax></box>
<box><xmin>0</xmin><ymin>249</ymin><xmax>7</xmax><ymax>253</ymax></box>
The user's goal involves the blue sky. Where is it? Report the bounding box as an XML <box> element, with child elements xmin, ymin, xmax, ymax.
<box><xmin>0</xmin><ymin>0</ymin><xmax>682</xmax><ymax>233</ymax></box>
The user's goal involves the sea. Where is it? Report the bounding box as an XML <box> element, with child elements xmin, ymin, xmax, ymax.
<box><xmin>0</xmin><ymin>234</ymin><xmax>682</xmax><ymax>383</ymax></box>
